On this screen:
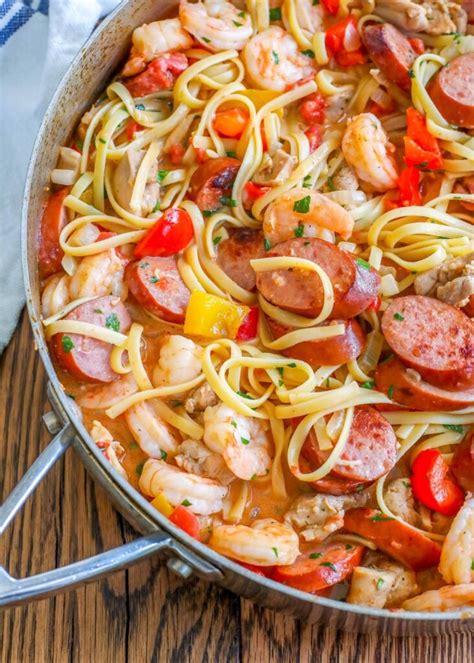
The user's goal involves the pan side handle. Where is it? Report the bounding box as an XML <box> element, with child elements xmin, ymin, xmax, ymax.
<box><xmin>0</xmin><ymin>423</ymin><xmax>221</xmax><ymax>607</ymax></box>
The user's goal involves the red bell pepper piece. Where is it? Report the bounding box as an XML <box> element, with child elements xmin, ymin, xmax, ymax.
<box><xmin>325</xmin><ymin>16</ymin><xmax>357</xmax><ymax>53</ymax></box>
<box><xmin>169</xmin><ymin>143</ymin><xmax>185</xmax><ymax>165</ymax></box>
<box><xmin>411</xmin><ymin>449</ymin><xmax>464</xmax><ymax>516</ymax></box>
<box><xmin>397</xmin><ymin>166</ymin><xmax>422</xmax><ymax>207</ymax></box>
<box><xmin>244</xmin><ymin>181</ymin><xmax>270</xmax><ymax>202</ymax></box>
<box><xmin>236</xmin><ymin>306</ymin><xmax>259</xmax><ymax>341</ymax></box>
<box><xmin>299</xmin><ymin>92</ymin><xmax>326</xmax><ymax>125</ymax></box>
<box><xmin>404</xmin><ymin>136</ymin><xmax>443</xmax><ymax>170</ymax></box>
<box><xmin>408</xmin><ymin>38</ymin><xmax>425</xmax><ymax>54</ymax></box>
<box><xmin>134</xmin><ymin>207</ymin><xmax>194</xmax><ymax>258</ymax></box>
<box><xmin>404</xmin><ymin>107</ymin><xmax>443</xmax><ymax>169</ymax></box>
<box><xmin>335</xmin><ymin>49</ymin><xmax>365</xmax><ymax>67</ymax></box>
<box><xmin>305</xmin><ymin>125</ymin><xmax>323</xmax><ymax>152</ymax></box>
<box><xmin>126</xmin><ymin>120</ymin><xmax>142</xmax><ymax>142</ymax></box>
<box><xmin>321</xmin><ymin>0</ymin><xmax>340</xmax><ymax>16</ymax></box>
<box><xmin>169</xmin><ymin>505</ymin><xmax>200</xmax><ymax>539</ymax></box>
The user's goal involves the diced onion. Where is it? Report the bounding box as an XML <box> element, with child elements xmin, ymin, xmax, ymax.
<box><xmin>51</xmin><ymin>169</ymin><xmax>77</xmax><ymax>186</ymax></box>
<box><xmin>381</xmin><ymin>273</ymin><xmax>400</xmax><ymax>297</ymax></box>
<box><xmin>68</xmin><ymin>223</ymin><xmax>100</xmax><ymax>247</ymax></box>
<box><xmin>343</xmin><ymin>21</ymin><xmax>361</xmax><ymax>52</ymax></box>
<box><xmin>327</xmin><ymin>410</ymin><xmax>344</xmax><ymax>442</ymax></box>
<box><xmin>315</xmin><ymin>418</ymin><xmax>333</xmax><ymax>451</ymax></box>
<box><xmin>338</xmin><ymin>241</ymin><xmax>357</xmax><ymax>253</ymax></box>
<box><xmin>58</xmin><ymin>147</ymin><xmax>81</xmax><ymax>171</ymax></box>
<box><xmin>370</xmin><ymin>87</ymin><xmax>393</xmax><ymax>110</ymax></box>
<box><xmin>369</xmin><ymin>245</ymin><xmax>383</xmax><ymax>270</ymax></box>
<box><xmin>358</xmin><ymin>330</ymin><xmax>384</xmax><ymax>374</ymax></box>
<box><xmin>61</xmin><ymin>253</ymin><xmax>78</xmax><ymax>276</ymax></box>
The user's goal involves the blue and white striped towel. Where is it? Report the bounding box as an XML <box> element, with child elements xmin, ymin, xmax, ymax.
<box><xmin>0</xmin><ymin>0</ymin><xmax>119</xmax><ymax>352</ymax></box>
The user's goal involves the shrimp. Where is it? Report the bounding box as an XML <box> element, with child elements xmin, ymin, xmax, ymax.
<box><xmin>152</xmin><ymin>335</ymin><xmax>203</xmax><ymax>388</ymax></box>
<box><xmin>402</xmin><ymin>584</ymin><xmax>474</xmax><ymax>612</ymax></box>
<box><xmin>41</xmin><ymin>273</ymin><xmax>70</xmax><ymax>319</ymax></box>
<box><xmin>130</xmin><ymin>17</ymin><xmax>193</xmax><ymax>71</ymax></box>
<box><xmin>203</xmin><ymin>403</ymin><xmax>272</xmax><ymax>481</ymax></box>
<box><xmin>125</xmin><ymin>401</ymin><xmax>180</xmax><ymax>458</ymax></box>
<box><xmin>175</xmin><ymin>439</ymin><xmax>235</xmax><ymax>485</ymax></box>
<box><xmin>242</xmin><ymin>26</ymin><xmax>316</xmax><ymax>92</ymax></box>
<box><xmin>77</xmin><ymin>373</ymin><xmax>138</xmax><ymax>410</ymax></box>
<box><xmin>139</xmin><ymin>458</ymin><xmax>228</xmax><ymax>515</ymax></box>
<box><xmin>209</xmin><ymin>518</ymin><xmax>300</xmax><ymax>565</ymax></box>
<box><xmin>179</xmin><ymin>0</ymin><xmax>253</xmax><ymax>53</ymax></box>
<box><xmin>90</xmin><ymin>420</ymin><xmax>127</xmax><ymax>479</ymax></box>
<box><xmin>293</xmin><ymin>0</ymin><xmax>325</xmax><ymax>33</ymax></box>
<box><xmin>341</xmin><ymin>113</ymin><xmax>399</xmax><ymax>192</ymax></box>
<box><xmin>262</xmin><ymin>187</ymin><xmax>354</xmax><ymax>245</ymax></box>
<box><xmin>69</xmin><ymin>249</ymin><xmax>126</xmax><ymax>300</ymax></box>
<box><xmin>439</xmin><ymin>497</ymin><xmax>474</xmax><ymax>586</ymax></box>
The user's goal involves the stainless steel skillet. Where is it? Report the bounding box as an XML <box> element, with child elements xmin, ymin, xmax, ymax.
<box><xmin>1</xmin><ymin>0</ymin><xmax>472</xmax><ymax>634</ymax></box>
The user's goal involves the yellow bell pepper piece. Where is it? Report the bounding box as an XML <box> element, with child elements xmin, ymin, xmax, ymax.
<box><xmin>183</xmin><ymin>291</ymin><xmax>249</xmax><ymax>339</ymax></box>
<box><xmin>151</xmin><ymin>492</ymin><xmax>174</xmax><ymax>518</ymax></box>
<box><xmin>238</xmin><ymin>90</ymin><xmax>282</xmax><ymax>115</ymax></box>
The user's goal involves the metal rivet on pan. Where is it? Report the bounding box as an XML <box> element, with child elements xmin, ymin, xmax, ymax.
<box><xmin>166</xmin><ymin>557</ymin><xmax>194</xmax><ymax>579</ymax></box>
<box><xmin>42</xmin><ymin>411</ymin><xmax>62</xmax><ymax>435</ymax></box>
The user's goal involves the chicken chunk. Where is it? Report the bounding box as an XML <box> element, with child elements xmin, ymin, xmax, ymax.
<box><xmin>414</xmin><ymin>253</ymin><xmax>474</xmax><ymax>309</ymax></box>
<box><xmin>253</xmin><ymin>149</ymin><xmax>297</xmax><ymax>186</ymax></box>
<box><xmin>113</xmin><ymin>147</ymin><xmax>160</xmax><ymax>216</ymax></box>
<box><xmin>185</xmin><ymin>383</ymin><xmax>218</xmax><ymax>414</ymax></box>
<box><xmin>347</xmin><ymin>566</ymin><xmax>397</xmax><ymax>608</ymax></box>
<box><xmin>363</xmin><ymin>551</ymin><xmax>419</xmax><ymax>607</ymax></box>
<box><xmin>374</xmin><ymin>0</ymin><xmax>467</xmax><ymax>35</ymax></box>
<box><xmin>384</xmin><ymin>478</ymin><xmax>421</xmax><ymax>528</ymax></box>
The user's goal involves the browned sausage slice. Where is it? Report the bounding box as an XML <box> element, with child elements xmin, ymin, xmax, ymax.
<box><xmin>382</xmin><ymin>296</ymin><xmax>474</xmax><ymax>390</ymax></box>
<box><xmin>256</xmin><ymin>238</ymin><xmax>356</xmax><ymax>318</ymax></box>
<box><xmin>188</xmin><ymin>157</ymin><xmax>240</xmax><ymax>212</ymax></box>
<box><xmin>362</xmin><ymin>23</ymin><xmax>416</xmax><ymax>91</ymax></box>
<box><xmin>451</xmin><ymin>431</ymin><xmax>474</xmax><ymax>492</ymax></box>
<box><xmin>38</xmin><ymin>188</ymin><xmax>69</xmax><ymax>278</ymax></box>
<box><xmin>303</xmin><ymin>406</ymin><xmax>397</xmax><ymax>483</ymax></box>
<box><xmin>52</xmin><ymin>296</ymin><xmax>131</xmax><ymax>383</ymax></box>
<box><xmin>344</xmin><ymin>508</ymin><xmax>442</xmax><ymax>571</ymax></box>
<box><xmin>375</xmin><ymin>356</ymin><xmax>474</xmax><ymax>411</ymax></box>
<box><xmin>335</xmin><ymin>260</ymin><xmax>381</xmax><ymax>319</ymax></box>
<box><xmin>125</xmin><ymin>256</ymin><xmax>190</xmax><ymax>323</ymax></box>
<box><xmin>216</xmin><ymin>228</ymin><xmax>265</xmax><ymax>291</ymax></box>
<box><xmin>266</xmin><ymin>317</ymin><xmax>366</xmax><ymax>368</ymax></box>
<box><xmin>428</xmin><ymin>53</ymin><xmax>474</xmax><ymax>129</ymax></box>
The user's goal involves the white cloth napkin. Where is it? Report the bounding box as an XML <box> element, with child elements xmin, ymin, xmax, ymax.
<box><xmin>0</xmin><ymin>0</ymin><xmax>120</xmax><ymax>352</ymax></box>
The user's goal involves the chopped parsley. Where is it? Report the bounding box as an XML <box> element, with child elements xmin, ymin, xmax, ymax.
<box><xmin>157</xmin><ymin>169</ymin><xmax>169</xmax><ymax>183</ymax></box>
<box><xmin>408</xmin><ymin>69</ymin><xmax>415</xmax><ymax>79</ymax></box>
<box><xmin>219</xmin><ymin>195</ymin><xmax>237</xmax><ymax>207</ymax></box>
<box><xmin>264</xmin><ymin>238</ymin><xmax>271</xmax><ymax>251</ymax></box>
<box><xmin>471</xmin><ymin>560</ymin><xmax>474</xmax><ymax>571</ymax></box>
<box><xmin>293</xmin><ymin>195</ymin><xmax>311</xmax><ymax>213</ymax></box>
<box><xmin>160</xmin><ymin>449</ymin><xmax>168</xmax><ymax>461</ymax></box>
<box><xmin>232</xmin><ymin>20</ymin><xmax>243</xmax><ymax>27</ymax></box>
<box><xmin>99</xmin><ymin>137</ymin><xmax>106</xmax><ymax>144</ymax></box>
<box><xmin>327</xmin><ymin>175</ymin><xmax>336</xmax><ymax>191</ymax></box>
<box><xmin>269</xmin><ymin>7</ymin><xmax>282</xmax><ymax>21</ymax></box>
<box><xmin>387</xmin><ymin>384</ymin><xmax>395</xmax><ymax>399</ymax></box>
<box><xmin>287</xmin><ymin>362</ymin><xmax>297</xmax><ymax>368</ymax></box>
<box><xmin>277</xmin><ymin>367</ymin><xmax>284</xmax><ymax>376</ymax></box>
<box><xmin>135</xmin><ymin>103</ymin><xmax>145</xmax><ymax>111</ymax></box>
<box><xmin>250</xmin><ymin>473</ymin><xmax>257</xmax><ymax>480</ymax></box>
<box><xmin>301</xmin><ymin>49</ymin><xmax>315</xmax><ymax>58</ymax></box>
<box><xmin>231</xmin><ymin>420</ymin><xmax>237</xmax><ymax>428</ymax></box>
<box><xmin>309</xmin><ymin>552</ymin><xmax>322</xmax><ymax>560</ymax></box>
<box><xmin>393</xmin><ymin>312</ymin><xmax>405</xmax><ymax>321</ymax></box>
<box><xmin>272</xmin><ymin>50</ymin><xmax>280</xmax><ymax>65</ymax></box>
<box><xmin>355</xmin><ymin>485</ymin><xmax>365</xmax><ymax>493</ymax></box>
<box><xmin>203</xmin><ymin>210</ymin><xmax>216</xmax><ymax>217</ymax></box>
<box><xmin>371</xmin><ymin>514</ymin><xmax>394</xmax><ymax>522</ymax></box>
<box><xmin>226</xmin><ymin>150</ymin><xmax>237</xmax><ymax>158</ymax></box>
<box><xmin>345</xmin><ymin>544</ymin><xmax>353</xmax><ymax>550</ymax></box>
<box><xmin>376</xmin><ymin>578</ymin><xmax>385</xmax><ymax>591</ymax></box>
<box><xmin>153</xmin><ymin>201</ymin><xmax>161</xmax><ymax>212</ymax></box>
<box><xmin>61</xmin><ymin>336</ymin><xmax>74</xmax><ymax>353</ymax></box>
<box><xmin>150</xmin><ymin>275</ymin><xmax>160</xmax><ymax>284</ymax></box>
<box><xmin>278</xmin><ymin>380</ymin><xmax>284</xmax><ymax>387</ymax></box>
<box><xmin>181</xmin><ymin>499</ymin><xmax>192</xmax><ymax>507</ymax></box>
<box><xmin>361</xmin><ymin>380</ymin><xmax>375</xmax><ymax>390</ymax></box>
<box><xmin>105</xmin><ymin>313</ymin><xmax>120</xmax><ymax>332</ymax></box>
<box><xmin>320</xmin><ymin>562</ymin><xmax>337</xmax><ymax>571</ymax></box>
<box><xmin>241</xmin><ymin>437</ymin><xmax>250</xmax><ymax>445</ymax></box>
<box><xmin>303</xmin><ymin>175</ymin><xmax>312</xmax><ymax>189</ymax></box>
<box><xmin>140</xmin><ymin>261</ymin><xmax>150</xmax><ymax>269</ymax></box>
<box><xmin>443</xmin><ymin>424</ymin><xmax>464</xmax><ymax>434</ymax></box>
<box><xmin>238</xmin><ymin>11</ymin><xmax>246</xmax><ymax>18</ymax></box>
<box><xmin>202</xmin><ymin>37</ymin><xmax>211</xmax><ymax>44</ymax></box>
<box><xmin>402</xmin><ymin>480</ymin><xmax>411</xmax><ymax>488</ymax></box>
<box><xmin>294</xmin><ymin>222</ymin><xmax>305</xmax><ymax>237</ymax></box>
<box><xmin>237</xmin><ymin>389</ymin><xmax>254</xmax><ymax>399</ymax></box>
<box><xmin>213</xmin><ymin>235</ymin><xmax>222</xmax><ymax>246</ymax></box>
<box><xmin>272</xmin><ymin>546</ymin><xmax>279</xmax><ymax>558</ymax></box>
<box><xmin>170</xmin><ymin>400</ymin><xmax>183</xmax><ymax>408</ymax></box>
<box><xmin>356</xmin><ymin>257</ymin><xmax>371</xmax><ymax>270</ymax></box>
<box><xmin>135</xmin><ymin>462</ymin><xmax>145</xmax><ymax>477</ymax></box>
<box><xmin>94</xmin><ymin>308</ymin><xmax>104</xmax><ymax>314</ymax></box>
<box><xmin>129</xmin><ymin>442</ymin><xmax>139</xmax><ymax>450</ymax></box>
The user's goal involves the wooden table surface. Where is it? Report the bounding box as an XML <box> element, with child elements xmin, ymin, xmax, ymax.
<box><xmin>0</xmin><ymin>311</ymin><xmax>472</xmax><ymax>663</ymax></box>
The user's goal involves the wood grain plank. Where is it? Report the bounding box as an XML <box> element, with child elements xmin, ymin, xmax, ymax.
<box><xmin>0</xmin><ymin>311</ymin><xmax>472</xmax><ymax>662</ymax></box>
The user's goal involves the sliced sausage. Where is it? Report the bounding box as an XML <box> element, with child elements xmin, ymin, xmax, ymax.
<box><xmin>340</xmin><ymin>260</ymin><xmax>381</xmax><ymax>319</ymax></box>
<box><xmin>303</xmin><ymin>406</ymin><xmax>397</xmax><ymax>483</ymax></box>
<box><xmin>272</xmin><ymin>543</ymin><xmax>364</xmax><ymax>593</ymax></box>
<box><xmin>216</xmin><ymin>228</ymin><xmax>265</xmax><ymax>291</ymax></box>
<box><xmin>428</xmin><ymin>52</ymin><xmax>474</xmax><ymax>129</ymax></box>
<box><xmin>375</xmin><ymin>356</ymin><xmax>474</xmax><ymax>411</ymax></box>
<box><xmin>52</xmin><ymin>295</ymin><xmax>131</xmax><ymax>383</ymax></box>
<box><xmin>125</xmin><ymin>256</ymin><xmax>190</xmax><ymax>323</ymax></box>
<box><xmin>362</xmin><ymin>23</ymin><xmax>416</xmax><ymax>91</ymax></box>
<box><xmin>382</xmin><ymin>296</ymin><xmax>474</xmax><ymax>390</ymax></box>
<box><xmin>256</xmin><ymin>238</ymin><xmax>356</xmax><ymax>318</ymax></box>
<box><xmin>38</xmin><ymin>188</ymin><xmax>69</xmax><ymax>278</ymax></box>
<box><xmin>188</xmin><ymin>157</ymin><xmax>240</xmax><ymax>212</ymax></box>
<box><xmin>125</xmin><ymin>53</ymin><xmax>188</xmax><ymax>97</ymax></box>
<box><xmin>343</xmin><ymin>508</ymin><xmax>442</xmax><ymax>571</ymax></box>
<box><xmin>451</xmin><ymin>431</ymin><xmax>474</xmax><ymax>492</ymax></box>
<box><xmin>266</xmin><ymin>317</ymin><xmax>366</xmax><ymax>368</ymax></box>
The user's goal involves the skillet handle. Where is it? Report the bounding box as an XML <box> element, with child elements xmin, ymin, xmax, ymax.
<box><xmin>0</xmin><ymin>423</ymin><xmax>221</xmax><ymax>607</ymax></box>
